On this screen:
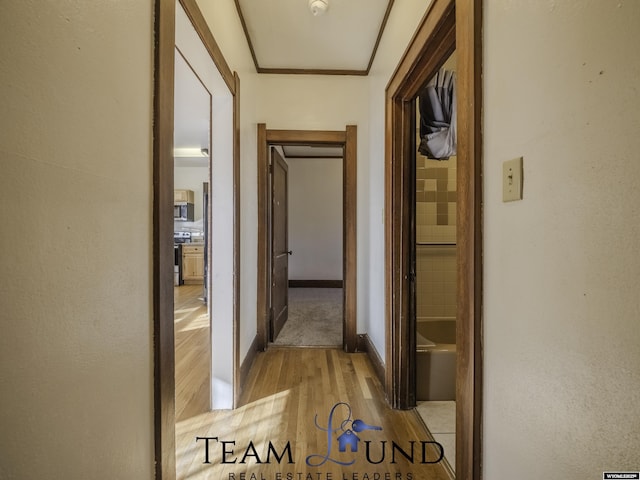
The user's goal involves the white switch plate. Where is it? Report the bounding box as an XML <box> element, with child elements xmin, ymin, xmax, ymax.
<box><xmin>503</xmin><ymin>157</ymin><xmax>523</xmax><ymax>202</ymax></box>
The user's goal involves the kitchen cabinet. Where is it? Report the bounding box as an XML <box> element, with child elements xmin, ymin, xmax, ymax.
<box><xmin>182</xmin><ymin>244</ymin><xmax>204</xmax><ymax>284</ymax></box>
<box><xmin>174</xmin><ymin>189</ymin><xmax>195</xmax><ymax>204</ymax></box>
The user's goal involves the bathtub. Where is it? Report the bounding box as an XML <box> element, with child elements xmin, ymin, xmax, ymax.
<box><xmin>416</xmin><ymin>318</ymin><xmax>456</xmax><ymax>401</ymax></box>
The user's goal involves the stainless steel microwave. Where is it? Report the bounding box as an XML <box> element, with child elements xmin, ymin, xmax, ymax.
<box><xmin>174</xmin><ymin>202</ymin><xmax>194</xmax><ymax>221</ymax></box>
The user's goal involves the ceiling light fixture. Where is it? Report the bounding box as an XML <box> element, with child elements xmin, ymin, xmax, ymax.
<box><xmin>308</xmin><ymin>0</ymin><xmax>329</xmax><ymax>16</ymax></box>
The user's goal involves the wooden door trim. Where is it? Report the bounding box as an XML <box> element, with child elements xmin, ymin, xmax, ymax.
<box><xmin>153</xmin><ymin>1</ymin><xmax>176</xmax><ymax>478</ymax></box>
<box><xmin>257</xmin><ymin>126</ymin><xmax>358</xmax><ymax>352</ymax></box>
<box><xmin>233</xmin><ymin>72</ymin><xmax>241</xmax><ymax>407</ymax></box>
<box><xmin>343</xmin><ymin>125</ymin><xmax>358</xmax><ymax>351</ymax></box>
<box><xmin>384</xmin><ymin>0</ymin><xmax>483</xmax><ymax>478</ymax></box>
<box><xmin>180</xmin><ymin>0</ymin><xmax>235</xmax><ymax>94</ymax></box>
<box><xmin>153</xmin><ymin>0</ymin><xmax>240</xmax><ymax>477</ymax></box>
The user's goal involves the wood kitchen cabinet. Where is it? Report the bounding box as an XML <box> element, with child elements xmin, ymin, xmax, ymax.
<box><xmin>182</xmin><ymin>244</ymin><xmax>204</xmax><ymax>284</ymax></box>
<box><xmin>174</xmin><ymin>189</ymin><xmax>195</xmax><ymax>204</ymax></box>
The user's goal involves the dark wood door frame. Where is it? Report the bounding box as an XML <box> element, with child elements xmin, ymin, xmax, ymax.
<box><xmin>257</xmin><ymin>125</ymin><xmax>358</xmax><ymax>352</ymax></box>
<box><xmin>384</xmin><ymin>0</ymin><xmax>482</xmax><ymax>478</ymax></box>
<box><xmin>153</xmin><ymin>0</ymin><xmax>240</xmax><ymax>478</ymax></box>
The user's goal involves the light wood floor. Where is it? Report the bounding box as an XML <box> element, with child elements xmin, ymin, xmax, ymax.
<box><xmin>175</xmin><ymin>285</ymin><xmax>210</xmax><ymax>423</ymax></box>
<box><xmin>174</xmin><ymin>333</ymin><xmax>453</xmax><ymax>479</ymax></box>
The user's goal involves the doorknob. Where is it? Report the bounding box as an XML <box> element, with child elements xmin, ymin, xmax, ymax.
<box><xmin>287</xmin><ymin>250</ymin><xmax>293</xmax><ymax>255</ymax></box>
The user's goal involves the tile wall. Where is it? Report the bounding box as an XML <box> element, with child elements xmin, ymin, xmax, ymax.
<box><xmin>415</xmin><ymin>130</ymin><xmax>457</xmax><ymax>320</ymax></box>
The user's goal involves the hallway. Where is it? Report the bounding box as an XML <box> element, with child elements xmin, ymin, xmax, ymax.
<box><xmin>175</xmin><ymin>347</ymin><xmax>453</xmax><ymax>479</ymax></box>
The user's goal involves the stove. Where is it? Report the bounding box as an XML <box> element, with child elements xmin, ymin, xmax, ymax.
<box><xmin>173</xmin><ymin>232</ymin><xmax>191</xmax><ymax>286</ymax></box>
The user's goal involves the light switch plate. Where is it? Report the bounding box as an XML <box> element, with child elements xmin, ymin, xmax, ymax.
<box><xmin>503</xmin><ymin>157</ymin><xmax>523</xmax><ymax>202</ymax></box>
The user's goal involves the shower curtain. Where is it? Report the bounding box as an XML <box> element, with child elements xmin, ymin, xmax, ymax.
<box><xmin>418</xmin><ymin>68</ymin><xmax>457</xmax><ymax>160</ymax></box>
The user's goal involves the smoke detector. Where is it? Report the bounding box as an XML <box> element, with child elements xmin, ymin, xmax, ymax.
<box><xmin>308</xmin><ymin>0</ymin><xmax>329</xmax><ymax>16</ymax></box>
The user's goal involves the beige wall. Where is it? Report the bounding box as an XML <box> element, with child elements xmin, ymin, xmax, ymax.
<box><xmin>288</xmin><ymin>157</ymin><xmax>343</xmax><ymax>281</ymax></box>
<box><xmin>196</xmin><ymin>0</ymin><xmax>261</xmax><ymax>361</ymax></box>
<box><xmin>483</xmin><ymin>1</ymin><xmax>640</xmax><ymax>478</ymax></box>
<box><xmin>0</xmin><ymin>0</ymin><xmax>154</xmax><ymax>478</ymax></box>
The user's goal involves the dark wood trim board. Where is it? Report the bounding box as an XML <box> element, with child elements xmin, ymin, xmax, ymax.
<box><xmin>153</xmin><ymin>0</ymin><xmax>177</xmax><ymax>477</ymax></box>
<box><xmin>356</xmin><ymin>334</ymin><xmax>385</xmax><ymax>387</ymax></box>
<box><xmin>257</xmin><ymin>127</ymin><xmax>358</xmax><ymax>353</ymax></box>
<box><xmin>233</xmin><ymin>72</ymin><xmax>242</xmax><ymax>407</ymax></box>
<box><xmin>456</xmin><ymin>1</ymin><xmax>484</xmax><ymax>477</ymax></box>
<box><xmin>343</xmin><ymin>125</ymin><xmax>358</xmax><ymax>353</ymax></box>
<box><xmin>239</xmin><ymin>334</ymin><xmax>259</xmax><ymax>399</ymax></box>
<box><xmin>154</xmin><ymin>1</ymin><xmax>241</xmax><ymax>477</ymax></box>
<box><xmin>288</xmin><ymin>280</ymin><xmax>344</xmax><ymax>288</ymax></box>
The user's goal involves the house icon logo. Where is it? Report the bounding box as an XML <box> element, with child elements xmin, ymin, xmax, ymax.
<box><xmin>337</xmin><ymin>429</ymin><xmax>359</xmax><ymax>452</ymax></box>
<box><xmin>305</xmin><ymin>402</ymin><xmax>382</xmax><ymax>466</ymax></box>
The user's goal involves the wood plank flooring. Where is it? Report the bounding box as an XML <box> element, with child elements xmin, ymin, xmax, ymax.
<box><xmin>175</xmin><ymin>345</ymin><xmax>453</xmax><ymax>480</ymax></box>
<box><xmin>175</xmin><ymin>285</ymin><xmax>210</xmax><ymax>423</ymax></box>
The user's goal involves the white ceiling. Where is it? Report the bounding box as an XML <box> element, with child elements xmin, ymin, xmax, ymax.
<box><xmin>174</xmin><ymin>1</ymin><xmax>394</xmax><ymax>165</ymax></box>
<box><xmin>236</xmin><ymin>0</ymin><xmax>394</xmax><ymax>73</ymax></box>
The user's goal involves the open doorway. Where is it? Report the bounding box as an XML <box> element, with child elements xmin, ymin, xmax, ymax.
<box><xmin>173</xmin><ymin>47</ymin><xmax>212</xmax><ymax>422</ymax></box>
<box><xmin>153</xmin><ymin>0</ymin><xmax>241</xmax><ymax>477</ymax></box>
<box><xmin>268</xmin><ymin>145</ymin><xmax>345</xmax><ymax>347</ymax></box>
<box><xmin>173</xmin><ymin>0</ymin><xmax>237</xmax><ymax>411</ymax></box>
<box><xmin>257</xmin><ymin>126</ymin><xmax>358</xmax><ymax>353</ymax></box>
<box><xmin>384</xmin><ymin>0</ymin><xmax>482</xmax><ymax>478</ymax></box>
<box><xmin>412</xmin><ymin>51</ymin><xmax>458</xmax><ymax>473</ymax></box>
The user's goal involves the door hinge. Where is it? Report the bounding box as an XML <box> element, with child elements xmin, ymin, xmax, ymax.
<box><xmin>269</xmin><ymin>164</ymin><xmax>273</xmax><ymax>174</ymax></box>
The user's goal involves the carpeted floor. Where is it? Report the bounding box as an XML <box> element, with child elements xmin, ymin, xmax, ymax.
<box><xmin>272</xmin><ymin>288</ymin><xmax>343</xmax><ymax>346</ymax></box>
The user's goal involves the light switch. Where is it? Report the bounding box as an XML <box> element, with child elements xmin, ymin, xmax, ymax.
<box><xmin>503</xmin><ymin>157</ymin><xmax>523</xmax><ymax>202</ymax></box>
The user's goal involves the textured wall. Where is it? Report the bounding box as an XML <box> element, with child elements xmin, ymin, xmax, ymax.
<box><xmin>0</xmin><ymin>0</ymin><xmax>154</xmax><ymax>478</ymax></box>
<box><xmin>483</xmin><ymin>1</ymin><xmax>640</xmax><ymax>478</ymax></box>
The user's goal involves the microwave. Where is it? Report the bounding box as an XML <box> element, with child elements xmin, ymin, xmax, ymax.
<box><xmin>174</xmin><ymin>202</ymin><xmax>194</xmax><ymax>221</ymax></box>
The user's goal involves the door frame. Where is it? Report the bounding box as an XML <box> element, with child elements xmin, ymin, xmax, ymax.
<box><xmin>153</xmin><ymin>0</ymin><xmax>240</xmax><ymax>478</ymax></box>
<box><xmin>257</xmin><ymin>125</ymin><xmax>358</xmax><ymax>352</ymax></box>
<box><xmin>384</xmin><ymin>0</ymin><xmax>482</xmax><ymax>478</ymax></box>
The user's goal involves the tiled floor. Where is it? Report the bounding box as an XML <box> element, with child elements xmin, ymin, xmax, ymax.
<box><xmin>416</xmin><ymin>401</ymin><xmax>456</xmax><ymax>473</ymax></box>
